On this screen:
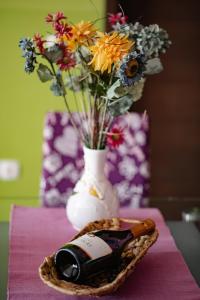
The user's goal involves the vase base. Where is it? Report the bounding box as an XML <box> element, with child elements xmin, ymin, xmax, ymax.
<box><xmin>66</xmin><ymin>191</ymin><xmax>119</xmax><ymax>231</ymax></box>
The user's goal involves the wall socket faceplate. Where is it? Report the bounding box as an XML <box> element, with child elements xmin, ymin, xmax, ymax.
<box><xmin>0</xmin><ymin>160</ymin><xmax>20</xmax><ymax>181</ymax></box>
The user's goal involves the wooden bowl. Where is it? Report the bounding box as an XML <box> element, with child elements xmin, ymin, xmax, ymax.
<box><xmin>39</xmin><ymin>218</ymin><xmax>158</xmax><ymax>296</ymax></box>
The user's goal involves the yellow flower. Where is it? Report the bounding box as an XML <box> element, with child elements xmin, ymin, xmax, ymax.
<box><xmin>89</xmin><ymin>32</ymin><xmax>134</xmax><ymax>73</ymax></box>
<box><xmin>62</xmin><ymin>21</ymin><xmax>97</xmax><ymax>50</ymax></box>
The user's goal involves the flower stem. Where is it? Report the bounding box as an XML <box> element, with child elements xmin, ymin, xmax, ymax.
<box><xmin>62</xmin><ymin>93</ymin><xmax>84</xmax><ymax>143</ymax></box>
<box><xmin>47</xmin><ymin>59</ymin><xmax>84</xmax><ymax>143</ymax></box>
<box><xmin>81</xmin><ymin>89</ymin><xmax>91</xmax><ymax>145</ymax></box>
<box><xmin>86</xmin><ymin>89</ymin><xmax>93</xmax><ymax>148</ymax></box>
<box><xmin>97</xmin><ymin>97</ymin><xmax>108</xmax><ymax>149</ymax></box>
<box><xmin>91</xmin><ymin>95</ymin><xmax>99</xmax><ymax>148</ymax></box>
<box><xmin>67</xmin><ymin>69</ymin><xmax>83</xmax><ymax>127</ymax></box>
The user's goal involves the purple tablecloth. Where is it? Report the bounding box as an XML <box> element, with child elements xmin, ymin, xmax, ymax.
<box><xmin>8</xmin><ymin>206</ymin><xmax>200</xmax><ymax>300</ymax></box>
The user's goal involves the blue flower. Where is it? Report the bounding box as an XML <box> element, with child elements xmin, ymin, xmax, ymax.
<box><xmin>19</xmin><ymin>38</ymin><xmax>36</xmax><ymax>73</ymax></box>
<box><xmin>23</xmin><ymin>50</ymin><xmax>35</xmax><ymax>59</ymax></box>
<box><xmin>119</xmin><ymin>51</ymin><xmax>145</xmax><ymax>86</ymax></box>
<box><xmin>19</xmin><ymin>38</ymin><xmax>34</xmax><ymax>52</ymax></box>
<box><xmin>24</xmin><ymin>61</ymin><xmax>35</xmax><ymax>73</ymax></box>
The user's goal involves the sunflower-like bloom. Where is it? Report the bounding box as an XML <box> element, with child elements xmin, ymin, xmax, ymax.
<box><xmin>61</xmin><ymin>21</ymin><xmax>97</xmax><ymax>50</ymax></box>
<box><xmin>119</xmin><ymin>51</ymin><xmax>145</xmax><ymax>86</ymax></box>
<box><xmin>89</xmin><ymin>32</ymin><xmax>134</xmax><ymax>73</ymax></box>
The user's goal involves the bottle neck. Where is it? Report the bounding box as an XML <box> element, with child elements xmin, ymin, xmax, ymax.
<box><xmin>83</xmin><ymin>146</ymin><xmax>107</xmax><ymax>180</ymax></box>
<box><xmin>130</xmin><ymin>219</ymin><xmax>155</xmax><ymax>238</ymax></box>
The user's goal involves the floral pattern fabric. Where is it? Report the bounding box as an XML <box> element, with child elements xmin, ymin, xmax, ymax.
<box><xmin>40</xmin><ymin>112</ymin><xmax>150</xmax><ymax>208</ymax></box>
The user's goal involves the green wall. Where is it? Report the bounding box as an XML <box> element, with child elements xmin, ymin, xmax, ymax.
<box><xmin>0</xmin><ymin>0</ymin><xmax>105</xmax><ymax>220</ymax></box>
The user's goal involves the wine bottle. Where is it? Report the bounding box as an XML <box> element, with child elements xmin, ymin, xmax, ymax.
<box><xmin>54</xmin><ymin>219</ymin><xmax>155</xmax><ymax>282</ymax></box>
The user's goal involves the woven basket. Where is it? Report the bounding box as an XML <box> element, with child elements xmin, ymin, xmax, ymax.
<box><xmin>39</xmin><ymin>218</ymin><xmax>158</xmax><ymax>297</ymax></box>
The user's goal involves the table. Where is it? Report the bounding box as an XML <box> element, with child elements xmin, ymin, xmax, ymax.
<box><xmin>2</xmin><ymin>207</ymin><xmax>200</xmax><ymax>300</ymax></box>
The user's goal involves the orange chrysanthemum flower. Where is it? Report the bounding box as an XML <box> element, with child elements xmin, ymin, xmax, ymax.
<box><xmin>89</xmin><ymin>32</ymin><xmax>134</xmax><ymax>73</ymax></box>
<box><xmin>61</xmin><ymin>21</ymin><xmax>97</xmax><ymax>50</ymax></box>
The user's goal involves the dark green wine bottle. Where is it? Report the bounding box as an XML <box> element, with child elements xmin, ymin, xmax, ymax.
<box><xmin>54</xmin><ymin>219</ymin><xmax>155</xmax><ymax>282</ymax></box>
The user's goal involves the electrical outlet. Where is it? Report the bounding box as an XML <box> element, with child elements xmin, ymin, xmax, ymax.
<box><xmin>0</xmin><ymin>160</ymin><xmax>20</xmax><ymax>181</ymax></box>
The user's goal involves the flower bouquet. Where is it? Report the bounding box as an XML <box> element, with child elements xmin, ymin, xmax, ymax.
<box><xmin>19</xmin><ymin>11</ymin><xmax>171</xmax><ymax>229</ymax></box>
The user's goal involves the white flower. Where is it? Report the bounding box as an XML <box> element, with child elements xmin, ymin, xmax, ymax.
<box><xmin>43</xmin><ymin>153</ymin><xmax>62</xmax><ymax>174</ymax></box>
<box><xmin>44</xmin><ymin>34</ymin><xmax>57</xmax><ymax>48</ymax></box>
<box><xmin>118</xmin><ymin>157</ymin><xmax>138</xmax><ymax>180</ymax></box>
<box><xmin>132</xmin><ymin>23</ymin><xmax>171</xmax><ymax>58</ymax></box>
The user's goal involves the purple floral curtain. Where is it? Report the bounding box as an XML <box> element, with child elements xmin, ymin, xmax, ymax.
<box><xmin>40</xmin><ymin>112</ymin><xmax>150</xmax><ymax>207</ymax></box>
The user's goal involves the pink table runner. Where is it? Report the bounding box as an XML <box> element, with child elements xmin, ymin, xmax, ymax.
<box><xmin>8</xmin><ymin>206</ymin><xmax>200</xmax><ymax>300</ymax></box>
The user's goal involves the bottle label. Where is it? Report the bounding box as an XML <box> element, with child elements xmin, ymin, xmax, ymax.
<box><xmin>68</xmin><ymin>234</ymin><xmax>112</xmax><ymax>260</ymax></box>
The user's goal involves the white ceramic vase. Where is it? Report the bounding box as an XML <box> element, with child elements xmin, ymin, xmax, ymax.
<box><xmin>66</xmin><ymin>146</ymin><xmax>119</xmax><ymax>230</ymax></box>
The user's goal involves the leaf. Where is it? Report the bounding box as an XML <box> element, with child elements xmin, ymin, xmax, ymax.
<box><xmin>107</xmin><ymin>79</ymin><xmax>133</xmax><ymax>100</ymax></box>
<box><xmin>107</xmin><ymin>80</ymin><xmax>121</xmax><ymax>99</ymax></box>
<box><xmin>37</xmin><ymin>64</ymin><xmax>54</xmax><ymax>82</ymax></box>
<box><xmin>108</xmin><ymin>94</ymin><xmax>133</xmax><ymax>116</ymax></box>
<box><xmin>144</xmin><ymin>58</ymin><xmax>163</xmax><ymax>75</ymax></box>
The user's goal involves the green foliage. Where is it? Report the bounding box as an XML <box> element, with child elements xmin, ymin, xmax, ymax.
<box><xmin>108</xmin><ymin>94</ymin><xmax>133</xmax><ymax>116</ymax></box>
<box><xmin>107</xmin><ymin>79</ymin><xmax>123</xmax><ymax>99</ymax></box>
<box><xmin>37</xmin><ymin>64</ymin><xmax>54</xmax><ymax>82</ymax></box>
